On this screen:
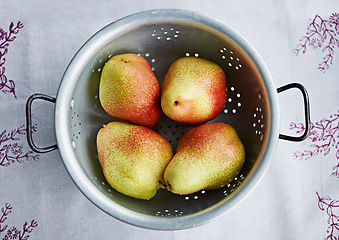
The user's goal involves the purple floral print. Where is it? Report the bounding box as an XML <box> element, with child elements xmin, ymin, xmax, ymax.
<box><xmin>290</xmin><ymin>110</ymin><xmax>339</xmax><ymax>177</ymax></box>
<box><xmin>317</xmin><ymin>192</ymin><xmax>339</xmax><ymax>240</ymax></box>
<box><xmin>0</xmin><ymin>124</ymin><xmax>39</xmax><ymax>167</ymax></box>
<box><xmin>293</xmin><ymin>13</ymin><xmax>339</xmax><ymax>72</ymax></box>
<box><xmin>0</xmin><ymin>21</ymin><xmax>24</xmax><ymax>98</ymax></box>
<box><xmin>0</xmin><ymin>203</ymin><xmax>38</xmax><ymax>240</ymax></box>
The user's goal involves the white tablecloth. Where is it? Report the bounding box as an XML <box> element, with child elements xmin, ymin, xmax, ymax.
<box><xmin>1</xmin><ymin>1</ymin><xmax>339</xmax><ymax>239</ymax></box>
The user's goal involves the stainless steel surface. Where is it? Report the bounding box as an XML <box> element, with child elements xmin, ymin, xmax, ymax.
<box><xmin>53</xmin><ymin>9</ymin><xmax>281</xmax><ymax>230</ymax></box>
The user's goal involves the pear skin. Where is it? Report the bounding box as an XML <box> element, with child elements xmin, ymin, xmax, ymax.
<box><xmin>99</xmin><ymin>53</ymin><xmax>161</xmax><ymax>128</ymax></box>
<box><xmin>96</xmin><ymin>121</ymin><xmax>174</xmax><ymax>200</ymax></box>
<box><xmin>164</xmin><ymin>122</ymin><xmax>245</xmax><ymax>195</ymax></box>
<box><xmin>161</xmin><ymin>57</ymin><xmax>227</xmax><ymax>126</ymax></box>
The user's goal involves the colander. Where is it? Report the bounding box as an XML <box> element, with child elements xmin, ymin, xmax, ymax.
<box><xmin>25</xmin><ymin>9</ymin><xmax>310</xmax><ymax>230</ymax></box>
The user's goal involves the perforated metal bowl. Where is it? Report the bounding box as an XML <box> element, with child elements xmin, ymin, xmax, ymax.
<box><xmin>26</xmin><ymin>9</ymin><xmax>310</xmax><ymax>230</ymax></box>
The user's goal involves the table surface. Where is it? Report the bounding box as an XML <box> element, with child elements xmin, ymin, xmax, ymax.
<box><xmin>1</xmin><ymin>1</ymin><xmax>339</xmax><ymax>239</ymax></box>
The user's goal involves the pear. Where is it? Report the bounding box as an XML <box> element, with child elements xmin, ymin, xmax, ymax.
<box><xmin>161</xmin><ymin>57</ymin><xmax>227</xmax><ymax>126</ymax></box>
<box><xmin>96</xmin><ymin>121</ymin><xmax>173</xmax><ymax>200</ymax></box>
<box><xmin>99</xmin><ymin>53</ymin><xmax>161</xmax><ymax>128</ymax></box>
<box><xmin>164</xmin><ymin>122</ymin><xmax>245</xmax><ymax>195</ymax></box>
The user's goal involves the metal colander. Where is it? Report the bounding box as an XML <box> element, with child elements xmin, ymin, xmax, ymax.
<box><xmin>26</xmin><ymin>9</ymin><xmax>310</xmax><ymax>230</ymax></box>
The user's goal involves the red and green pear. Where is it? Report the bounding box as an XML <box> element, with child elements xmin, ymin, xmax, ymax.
<box><xmin>161</xmin><ymin>57</ymin><xmax>227</xmax><ymax>126</ymax></box>
<box><xmin>96</xmin><ymin>121</ymin><xmax>173</xmax><ymax>200</ymax></box>
<box><xmin>99</xmin><ymin>53</ymin><xmax>161</xmax><ymax>128</ymax></box>
<box><xmin>164</xmin><ymin>122</ymin><xmax>245</xmax><ymax>195</ymax></box>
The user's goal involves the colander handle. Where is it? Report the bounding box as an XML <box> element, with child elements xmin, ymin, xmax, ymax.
<box><xmin>26</xmin><ymin>94</ymin><xmax>58</xmax><ymax>153</ymax></box>
<box><xmin>277</xmin><ymin>83</ymin><xmax>311</xmax><ymax>141</ymax></box>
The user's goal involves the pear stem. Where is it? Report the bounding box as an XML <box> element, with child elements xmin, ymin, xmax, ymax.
<box><xmin>159</xmin><ymin>181</ymin><xmax>171</xmax><ymax>191</ymax></box>
<box><xmin>165</xmin><ymin>185</ymin><xmax>171</xmax><ymax>191</ymax></box>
